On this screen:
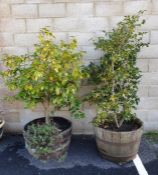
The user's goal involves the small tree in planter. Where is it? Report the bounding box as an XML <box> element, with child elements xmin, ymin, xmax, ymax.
<box><xmin>1</xmin><ymin>28</ymin><xmax>86</xmax><ymax>160</ymax></box>
<box><xmin>84</xmin><ymin>11</ymin><xmax>149</xmax><ymax>163</ymax></box>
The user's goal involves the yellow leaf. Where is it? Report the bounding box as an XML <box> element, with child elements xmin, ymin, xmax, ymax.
<box><xmin>110</xmin><ymin>95</ymin><xmax>115</xmax><ymax>102</ymax></box>
<box><xmin>49</xmin><ymin>77</ymin><xmax>54</xmax><ymax>81</ymax></box>
<box><xmin>55</xmin><ymin>87</ymin><xmax>60</xmax><ymax>95</ymax></box>
<box><xmin>54</xmin><ymin>68</ymin><xmax>59</xmax><ymax>72</ymax></box>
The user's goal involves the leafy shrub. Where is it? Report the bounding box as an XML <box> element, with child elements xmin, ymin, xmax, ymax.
<box><xmin>85</xmin><ymin>11</ymin><xmax>149</xmax><ymax>129</ymax></box>
<box><xmin>1</xmin><ymin>27</ymin><xmax>86</xmax><ymax>124</ymax></box>
<box><xmin>25</xmin><ymin>123</ymin><xmax>60</xmax><ymax>156</ymax></box>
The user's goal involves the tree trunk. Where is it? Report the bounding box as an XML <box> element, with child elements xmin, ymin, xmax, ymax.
<box><xmin>42</xmin><ymin>101</ymin><xmax>51</xmax><ymax>125</ymax></box>
<box><xmin>111</xmin><ymin>59</ymin><xmax>118</xmax><ymax>128</ymax></box>
<box><xmin>45</xmin><ymin>108</ymin><xmax>50</xmax><ymax>124</ymax></box>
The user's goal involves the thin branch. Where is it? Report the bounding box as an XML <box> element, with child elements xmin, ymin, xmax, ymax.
<box><xmin>118</xmin><ymin>118</ymin><xmax>124</xmax><ymax>128</ymax></box>
<box><xmin>114</xmin><ymin>114</ymin><xmax>119</xmax><ymax>128</ymax></box>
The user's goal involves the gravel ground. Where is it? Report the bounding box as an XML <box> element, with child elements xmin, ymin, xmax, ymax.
<box><xmin>0</xmin><ymin>134</ymin><xmax>157</xmax><ymax>175</ymax></box>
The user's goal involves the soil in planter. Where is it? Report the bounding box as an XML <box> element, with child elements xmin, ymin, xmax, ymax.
<box><xmin>100</xmin><ymin>119</ymin><xmax>142</xmax><ymax>132</ymax></box>
<box><xmin>24</xmin><ymin>117</ymin><xmax>71</xmax><ymax>132</ymax></box>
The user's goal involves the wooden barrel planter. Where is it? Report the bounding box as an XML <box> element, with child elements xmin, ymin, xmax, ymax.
<box><xmin>0</xmin><ymin>120</ymin><xmax>5</xmax><ymax>139</ymax></box>
<box><xmin>94</xmin><ymin>118</ymin><xmax>143</xmax><ymax>163</ymax></box>
<box><xmin>23</xmin><ymin>117</ymin><xmax>72</xmax><ymax>161</ymax></box>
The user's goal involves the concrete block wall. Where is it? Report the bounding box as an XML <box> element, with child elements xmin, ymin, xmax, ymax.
<box><xmin>0</xmin><ymin>0</ymin><xmax>158</xmax><ymax>134</ymax></box>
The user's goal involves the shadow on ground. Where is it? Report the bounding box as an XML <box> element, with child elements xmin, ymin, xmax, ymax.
<box><xmin>0</xmin><ymin>134</ymin><xmax>157</xmax><ymax>175</ymax></box>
